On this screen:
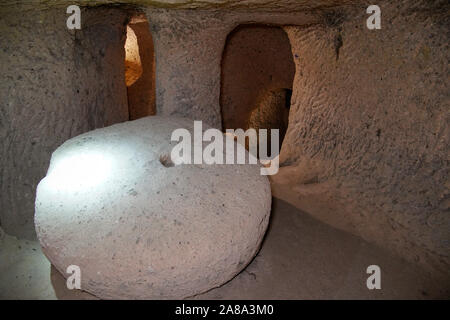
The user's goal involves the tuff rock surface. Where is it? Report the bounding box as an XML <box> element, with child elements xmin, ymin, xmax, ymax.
<box><xmin>35</xmin><ymin>116</ymin><xmax>271</xmax><ymax>299</ymax></box>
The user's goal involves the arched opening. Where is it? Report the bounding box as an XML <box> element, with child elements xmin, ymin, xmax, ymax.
<box><xmin>124</xmin><ymin>15</ymin><xmax>156</xmax><ymax>120</ymax></box>
<box><xmin>220</xmin><ymin>25</ymin><xmax>295</xmax><ymax>154</ymax></box>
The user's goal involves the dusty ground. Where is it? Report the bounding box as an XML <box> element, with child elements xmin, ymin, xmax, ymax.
<box><xmin>1</xmin><ymin>197</ymin><xmax>448</xmax><ymax>300</ymax></box>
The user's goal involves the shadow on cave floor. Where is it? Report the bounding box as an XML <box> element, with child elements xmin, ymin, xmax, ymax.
<box><xmin>0</xmin><ymin>198</ymin><xmax>448</xmax><ymax>299</ymax></box>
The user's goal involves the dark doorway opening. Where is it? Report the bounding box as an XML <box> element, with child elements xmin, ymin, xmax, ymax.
<box><xmin>220</xmin><ymin>24</ymin><xmax>295</xmax><ymax>152</ymax></box>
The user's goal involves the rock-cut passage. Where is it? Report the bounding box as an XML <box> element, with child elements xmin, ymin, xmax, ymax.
<box><xmin>124</xmin><ymin>16</ymin><xmax>156</xmax><ymax>121</ymax></box>
<box><xmin>220</xmin><ymin>25</ymin><xmax>295</xmax><ymax>152</ymax></box>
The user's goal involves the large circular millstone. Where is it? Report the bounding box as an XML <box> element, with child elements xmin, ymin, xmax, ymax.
<box><xmin>35</xmin><ymin>116</ymin><xmax>271</xmax><ymax>299</ymax></box>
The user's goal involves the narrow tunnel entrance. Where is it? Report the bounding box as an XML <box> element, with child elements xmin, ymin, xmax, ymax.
<box><xmin>124</xmin><ymin>15</ymin><xmax>156</xmax><ymax>120</ymax></box>
<box><xmin>220</xmin><ymin>25</ymin><xmax>295</xmax><ymax>155</ymax></box>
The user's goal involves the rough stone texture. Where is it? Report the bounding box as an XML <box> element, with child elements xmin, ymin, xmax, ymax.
<box><xmin>0</xmin><ymin>1</ymin><xmax>357</xmax><ymax>12</ymax></box>
<box><xmin>0</xmin><ymin>6</ymin><xmax>131</xmax><ymax>239</ymax></box>
<box><xmin>221</xmin><ymin>25</ymin><xmax>295</xmax><ymax>131</ymax></box>
<box><xmin>146</xmin><ymin>9</ymin><xmax>320</xmax><ymax>128</ymax></box>
<box><xmin>145</xmin><ymin>0</ymin><xmax>449</xmax><ymax>279</ymax></box>
<box><xmin>3</xmin><ymin>199</ymin><xmax>450</xmax><ymax>300</ymax></box>
<box><xmin>124</xmin><ymin>26</ymin><xmax>143</xmax><ymax>87</ymax></box>
<box><xmin>248</xmin><ymin>89</ymin><xmax>291</xmax><ymax>149</ymax></box>
<box><xmin>1</xmin><ymin>0</ymin><xmax>448</xmax><ymax>283</ymax></box>
<box><xmin>0</xmin><ymin>0</ymin><xmax>320</xmax><ymax>240</ymax></box>
<box><xmin>271</xmin><ymin>0</ymin><xmax>450</xmax><ymax>278</ymax></box>
<box><xmin>126</xmin><ymin>20</ymin><xmax>156</xmax><ymax>120</ymax></box>
<box><xmin>35</xmin><ymin>116</ymin><xmax>271</xmax><ymax>299</ymax></box>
